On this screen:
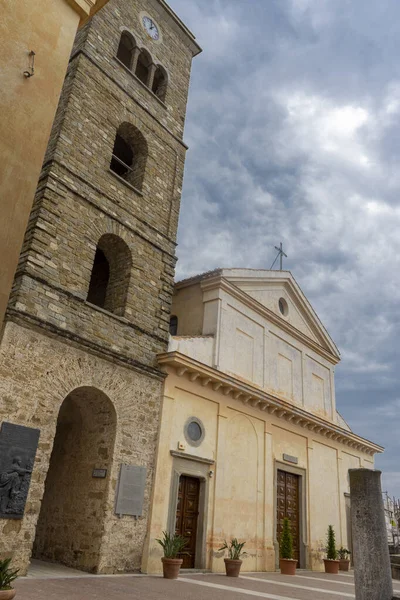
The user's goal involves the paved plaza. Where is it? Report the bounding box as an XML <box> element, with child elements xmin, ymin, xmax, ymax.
<box><xmin>15</xmin><ymin>563</ymin><xmax>400</xmax><ymax>600</ymax></box>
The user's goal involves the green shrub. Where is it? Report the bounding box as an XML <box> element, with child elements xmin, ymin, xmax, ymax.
<box><xmin>0</xmin><ymin>558</ymin><xmax>19</xmax><ymax>590</ymax></box>
<box><xmin>337</xmin><ymin>547</ymin><xmax>350</xmax><ymax>560</ymax></box>
<box><xmin>219</xmin><ymin>538</ymin><xmax>246</xmax><ymax>560</ymax></box>
<box><xmin>155</xmin><ymin>531</ymin><xmax>188</xmax><ymax>559</ymax></box>
<box><xmin>280</xmin><ymin>518</ymin><xmax>293</xmax><ymax>560</ymax></box>
<box><xmin>326</xmin><ymin>525</ymin><xmax>337</xmax><ymax>560</ymax></box>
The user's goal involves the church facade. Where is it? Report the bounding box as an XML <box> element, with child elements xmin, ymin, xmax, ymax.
<box><xmin>0</xmin><ymin>0</ymin><xmax>200</xmax><ymax>575</ymax></box>
<box><xmin>0</xmin><ymin>0</ymin><xmax>383</xmax><ymax>579</ymax></box>
<box><xmin>143</xmin><ymin>269</ymin><xmax>382</xmax><ymax>573</ymax></box>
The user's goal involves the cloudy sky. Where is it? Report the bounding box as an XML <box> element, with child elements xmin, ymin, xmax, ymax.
<box><xmin>167</xmin><ymin>0</ymin><xmax>400</xmax><ymax>497</ymax></box>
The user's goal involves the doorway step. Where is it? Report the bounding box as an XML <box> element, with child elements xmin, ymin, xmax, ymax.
<box><xmin>181</xmin><ymin>569</ymin><xmax>211</xmax><ymax>574</ymax></box>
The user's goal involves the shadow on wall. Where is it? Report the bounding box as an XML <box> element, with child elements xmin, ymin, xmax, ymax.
<box><xmin>33</xmin><ymin>386</ymin><xmax>116</xmax><ymax>573</ymax></box>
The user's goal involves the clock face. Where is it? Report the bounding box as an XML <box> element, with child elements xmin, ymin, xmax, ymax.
<box><xmin>142</xmin><ymin>16</ymin><xmax>160</xmax><ymax>41</ymax></box>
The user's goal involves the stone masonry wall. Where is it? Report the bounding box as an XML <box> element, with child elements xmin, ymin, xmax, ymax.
<box><xmin>1</xmin><ymin>0</ymin><xmax>198</xmax><ymax>575</ymax></box>
<box><xmin>9</xmin><ymin>176</ymin><xmax>173</xmax><ymax>369</ymax></box>
<box><xmin>10</xmin><ymin>46</ymin><xmax>188</xmax><ymax>361</ymax></box>
<box><xmin>0</xmin><ymin>321</ymin><xmax>164</xmax><ymax>574</ymax></box>
<box><xmin>81</xmin><ymin>0</ymin><xmax>195</xmax><ymax>139</ymax></box>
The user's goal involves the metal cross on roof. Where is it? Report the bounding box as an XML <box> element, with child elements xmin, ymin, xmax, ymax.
<box><xmin>270</xmin><ymin>242</ymin><xmax>288</xmax><ymax>271</ymax></box>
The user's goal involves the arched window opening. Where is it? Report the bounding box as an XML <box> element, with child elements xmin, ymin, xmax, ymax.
<box><xmin>110</xmin><ymin>122</ymin><xmax>148</xmax><ymax>191</ymax></box>
<box><xmin>135</xmin><ymin>50</ymin><xmax>152</xmax><ymax>85</ymax></box>
<box><xmin>87</xmin><ymin>248</ymin><xmax>109</xmax><ymax>309</ymax></box>
<box><xmin>152</xmin><ymin>65</ymin><xmax>168</xmax><ymax>102</ymax></box>
<box><xmin>116</xmin><ymin>31</ymin><xmax>136</xmax><ymax>70</ymax></box>
<box><xmin>169</xmin><ymin>315</ymin><xmax>178</xmax><ymax>336</ymax></box>
<box><xmin>87</xmin><ymin>234</ymin><xmax>132</xmax><ymax>316</ymax></box>
<box><xmin>110</xmin><ymin>134</ymin><xmax>134</xmax><ymax>178</ymax></box>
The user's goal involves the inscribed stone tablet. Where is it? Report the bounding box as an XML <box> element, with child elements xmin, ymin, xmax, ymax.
<box><xmin>283</xmin><ymin>453</ymin><xmax>298</xmax><ymax>465</ymax></box>
<box><xmin>115</xmin><ymin>464</ymin><xmax>147</xmax><ymax>517</ymax></box>
<box><xmin>0</xmin><ymin>422</ymin><xmax>40</xmax><ymax>519</ymax></box>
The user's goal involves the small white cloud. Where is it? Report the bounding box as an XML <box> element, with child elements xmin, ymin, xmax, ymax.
<box><xmin>278</xmin><ymin>91</ymin><xmax>371</xmax><ymax>167</ymax></box>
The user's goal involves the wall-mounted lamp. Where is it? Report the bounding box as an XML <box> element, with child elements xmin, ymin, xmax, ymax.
<box><xmin>208</xmin><ymin>470</ymin><xmax>214</xmax><ymax>478</ymax></box>
<box><xmin>23</xmin><ymin>51</ymin><xmax>35</xmax><ymax>78</ymax></box>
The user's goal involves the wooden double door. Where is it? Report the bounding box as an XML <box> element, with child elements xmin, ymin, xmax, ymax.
<box><xmin>175</xmin><ymin>475</ymin><xmax>200</xmax><ymax>568</ymax></box>
<box><xmin>276</xmin><ymin>470</ymin><xmax>300</xmax><ymax>566</ymax></box>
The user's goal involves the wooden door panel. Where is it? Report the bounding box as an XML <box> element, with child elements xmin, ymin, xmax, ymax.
<box><xmin>175</xmin><ymin>475</ymin><xmax>200</xmax><ymax>568</ymax></box>
<box><xmin>276</xmin><ymin>470</ymin><xmax>300</xmax><ymax>566</ymax></box>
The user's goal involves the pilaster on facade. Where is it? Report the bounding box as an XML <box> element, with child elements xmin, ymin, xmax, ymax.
<box><xmin>210</xmin><ymin>409</ymin><xmax>228</xmax><ymax>572</ymax></box>
<box><xmin>263</xmin><ymin>427</ymin><xmax>274</xmax><ymax>568</ymax></box>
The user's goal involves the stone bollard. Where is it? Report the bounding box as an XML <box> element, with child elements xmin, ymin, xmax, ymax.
<box><xmin>349</xmin><ymin>469</ymin><xmax>398</xmax><ymax>600</ymax></box>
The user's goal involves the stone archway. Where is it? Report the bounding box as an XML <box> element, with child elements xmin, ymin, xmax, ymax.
<box><xmin>33</xmin><ymin>386</ymin><xmax>116</xmax><ymax>572</ymax></box>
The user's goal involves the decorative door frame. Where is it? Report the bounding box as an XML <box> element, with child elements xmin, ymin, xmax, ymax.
<box><xmin>167</xmin><ymin>451</ymin><xmax>214</xmax><ymax>569</ymax></box>
<box><xmin>273</xmin><ymin>460</ymin><xmax>309</xmax><ymax>569</ymax></box>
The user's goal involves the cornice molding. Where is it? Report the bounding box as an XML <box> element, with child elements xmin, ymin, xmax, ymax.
<box><xmin>170</xmin><ymin>450</ymin><xmax>214</xmax><ymax>465</ymax></box>
<box><xmin>199</xmin><ymin>275</ymin><xmax>340</xmax><ymax>365</ymax></box>
<box><xmin>66</xmin><ymin>0</ymin><xmax>109</xmax><ymax>24</ymax></box>
<box><xmin>5</xmin><ymin>308</ymin><xmax>166</xmax><ymax>380</ymax></box>
<box><xmin>148</xmin><ymin>0</ymin><xmax>202</xmax><ymax>57</ymax></box>
<box><xmin>158</xmin><ymin>351</ymin><xmax>383</xmax><ymax>457</ymax></box>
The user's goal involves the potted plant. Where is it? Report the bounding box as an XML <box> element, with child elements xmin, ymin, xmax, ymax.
<box><xmin>0</xmin><ymin>558</ymin><xmax>19</xmax><ymax>600</ymax></box>
<box><xmin>324</xmin><ymin>525</ymin><xmax>340</xmax><ymax>574</ymax></box>
<box><xmin>219</xmin><ymin>538</ymin><xmax>246</xmax><ymax>577</ymax></box>
<box><xmin>155</xmin><ymin>531</ymin><xmax>188</xmax><ymax>579</ymax></box>
<box><xmin>338</xmin><ymin>547</ymin><xmax>351</xmax><ymax>571</ymax></box>
<box><xmin>279</xmin><ymin>518</ymin><xmax>297</xmax><ymax>575</ymax></box>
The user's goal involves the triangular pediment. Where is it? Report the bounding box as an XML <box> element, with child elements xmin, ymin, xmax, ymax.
<box><xmin>219</xmin><ymin>269</ymin><xmax>339</xmax><ymax>358</ymax></box>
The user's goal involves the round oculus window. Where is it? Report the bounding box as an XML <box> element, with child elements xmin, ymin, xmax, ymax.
<box><xmin>187</xmin><ymin>421</ymin><xmax>202</xmax><ymax>442</ymax></box>
<box><xmin>279</xmin><ymin>297</ymin><xmax>289</xmax><ymax>316</ymax></box>
<box><xmin>184</xmin><ymin>417</ymin><xmax>205</xmax><ymax>447</ymax></box>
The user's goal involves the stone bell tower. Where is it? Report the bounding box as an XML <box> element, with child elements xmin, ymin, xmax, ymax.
<box><xmin>0</xmin><ymin>0</ymin><xmax>200</xmax><ymax>575</ymax></box>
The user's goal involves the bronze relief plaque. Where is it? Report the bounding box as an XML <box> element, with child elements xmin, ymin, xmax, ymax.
<box><xmin>0</xmin><ymin>422</ymin><xmax>40</xmax><ymax>519</ymax></box>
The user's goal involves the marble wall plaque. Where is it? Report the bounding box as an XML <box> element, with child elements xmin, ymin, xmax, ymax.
<box><xmin>283</xmin><ymin>453</ymin><xmax>298</xmax><ymax>465</ymax></box>
<box><xmin>115</xmin><ymin>464</ymin><xmax>147</xmax><ymax>517</ymax></box>
<box><xmin>0</xmin><ymin>422</ymin><xmax>40</xmax><ymax>519</ymax></box>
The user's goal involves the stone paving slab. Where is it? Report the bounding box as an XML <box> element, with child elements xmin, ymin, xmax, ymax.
<box><xmin>26</xmin><ymin>559</ymin><xmax>93</xmax><ymax>579</ymax></box>
<box><xmin>182</xmin><ymin>573</ymin><xmax>355</xmax><ymax>600</ymax></box>
<box><xmin>15</xmin><ymin>570</ymin><xmax>400</xmax><ymax>600</ymax></box>
<box><xmin>15</xmin><ymin>575</ymin><xmax>255</xmax><ymax>600</ymax></box>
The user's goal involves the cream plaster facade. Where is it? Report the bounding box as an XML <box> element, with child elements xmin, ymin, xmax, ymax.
<box><xmin>143</xmin><ymin>269</ymin><xmax>382</xmax><ymax>573</ymax></box>
<box><xmin>0</xmin><ymin>0</ymin><xmax>110</xmax><ymax>331</ymax></box>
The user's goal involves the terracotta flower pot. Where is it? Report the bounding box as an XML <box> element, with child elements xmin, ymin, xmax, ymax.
<box><xmin>161</xmin><ymin>557</ymin><xmax>183</xmax><ymax>579</ymax></box>
<box><xmin>224</xmin><ymin>558</ymin><xmax>242</xmax><ymax>577</ymax></box>
<box><xmin>324</xmin><ymin>559</ymin><xmax>340</xmax><ymax>574</ymax></box>
<box><xmin>0</xmin><ymin>590</ymin><xmax>16</xmax><ymax>600</ymax></box>
<box><xmin>279</xmin><ymin>558</ymin><xmax>297</xmax><ymax>575</ymax></box>
<box><xmin>339</xmin><ymin>559</ymin><xmax>350</xmax><ymax>572</ymax></box>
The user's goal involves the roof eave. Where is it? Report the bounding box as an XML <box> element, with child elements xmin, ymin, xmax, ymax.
<box><xmin>158</xmin><ymin>351</ymin><xmax>383</xmax><ymax>456</ymax></box>
<box><xmin>150</xmin><ymin>0</ymin><xmax>202</xmax><ymax>57</ymax></box>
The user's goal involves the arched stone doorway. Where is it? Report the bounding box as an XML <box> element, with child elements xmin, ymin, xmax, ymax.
<box><xmin>33</xmin><ymin>386</ymin><xmax>116</xmax><ymax>572</ymax></box>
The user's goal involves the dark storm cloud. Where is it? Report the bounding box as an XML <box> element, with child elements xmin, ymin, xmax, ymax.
<box><xmin>167</xmin><ymin>0</ymin><xmax>400</xmax><ymax>495</ymax></box>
